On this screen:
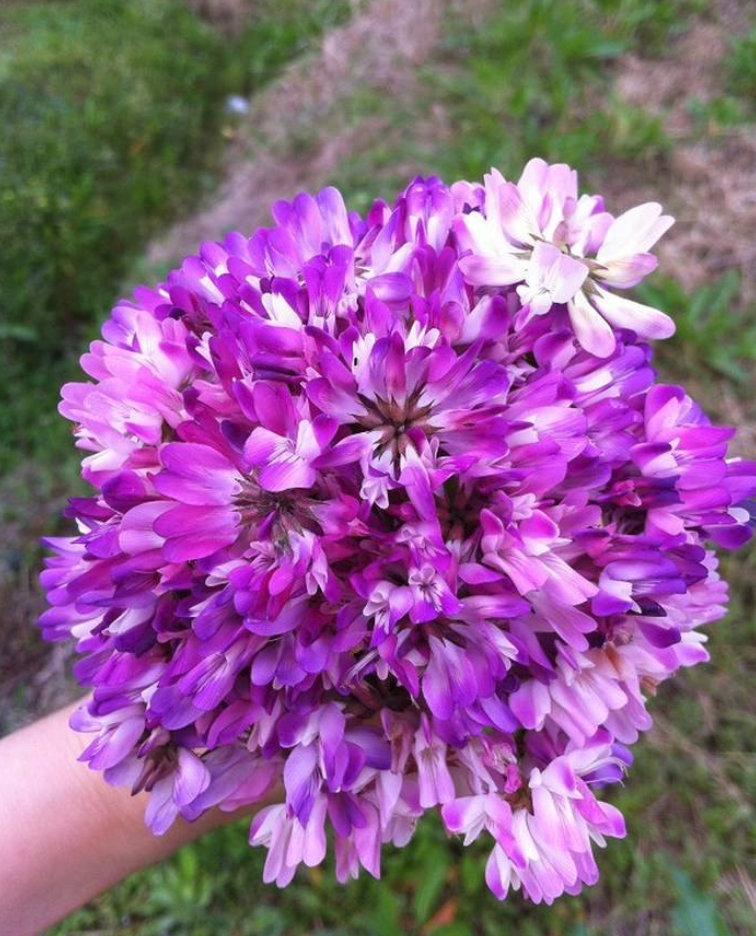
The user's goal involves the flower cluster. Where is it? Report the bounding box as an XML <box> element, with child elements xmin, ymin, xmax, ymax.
<box><xmin>40</xmin><ymin>160</ymin><xmax>755</xmax><ymax>903</ymax></box>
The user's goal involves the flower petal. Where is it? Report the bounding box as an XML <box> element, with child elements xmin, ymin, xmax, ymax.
<box><xmin>593</xmin><ymin>285</ymin><xmax>675</xmax><ymax>340</ymax></box>
<box><xmin>596</xmin><ymin>202</ymin><xmax>674</xmax><ymax>264</ymax></box>
<box><xmin>595</xmin><ymin>252</ymin><xmax>657</xmax><ymax>288</ymax></box>
<box><xmin>458</xmin><ymin>254</ymin><xmax>526</xmax><ymax>287</ymax></box>
<box><xmin>567</xmin><ymin>290</ymin><xmax>616</xmax><ymax>358</ymax></box>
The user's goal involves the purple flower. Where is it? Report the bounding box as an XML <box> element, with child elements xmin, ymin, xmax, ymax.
<box><xmin>456</xmin><ymin>160</ymin><xmax>675</xmax><ymax>357</ymax></box>
<box><xmin>39</xmin><ymin>161</ymin><xmax>756</xmax><ymax>903</ymax></box>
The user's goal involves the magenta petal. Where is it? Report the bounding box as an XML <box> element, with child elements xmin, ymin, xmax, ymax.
<box><xmin>485</xmin><ymin>845</ymin><xmax>512</xmax><ymax>901</ymax></box>
<box><xmin>422</xmin><ymin>653</ymin><xmax>453</xmax><ymax>720</ymax></box>
<box><xmin>155</xmin><ymin>504</ymin><xmax>238</xmax><ymax>560</ymax></box>
<box><xmin>259</xmin><ymin>458</ymin><xmax>316</xmax><ymax>492</ymax></box>
<box><xmin>441</xmin><ymin>796</ymin><xmax>479</xmax><ymax>835</ymax></box>
<box><xmin>155</xmin><ymin>442</ymin><xmax>239</xmax><ymax>505</ymax></box>
<box><xmin>312</xmin><ymin>434</ymin><xmax>370</xmax><ymax>469</ymax></box>
<box><xmin>244</xmin><ymin>427</ymin><xmax>281</xmax><ymax>467</ymax></box>
<box><xmin>120</xmin><ymin>501</ymin><xmax>172</xmax><ymax>554</ymax></box>
<box><xmin>284</xmin><ymin>743</ymin><xmax>319</xmax><ymax>823</ymax></box>
<box><xmin>253</xmin><ymin>381</ymin><xmax>297</xmax><ymax>435</ymax></box>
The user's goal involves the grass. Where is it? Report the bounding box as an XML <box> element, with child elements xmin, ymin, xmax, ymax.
<box><xmin>2</xmin><ymin>0</ymin><xmax>755</xmax><ymax>932</ymax></box>
<box><xmin>727</xmin><ymin>28</ymin><xmax>756</xmax><ymax>110</ymax></box>
<box><xmin>328</xmin><ymin>0</ymin><xmax>701</xmax><ymax>214</ymax></box>
<box><xmin>685</xmin><ymin>26</ymin><xmax>756</xmax><ymax>133</ymax></box>
<box><xmin>0</xmin><ymin>0</ymin><xmax>350</xmax><ymax>477</ymax></box>
<box><xmin>0</xmin><ymin>0</ymin><xmax>223</xmax><ymax>474</ymax></box>
<box><xmin>637</xmin><ymin>273</ymin><xmax>756</xmax><ymax>385</ymax></box>
<box><xmin>427</xmin><ymin>0</ymin><xmax>685</xmax><ymax>181</ymax></box>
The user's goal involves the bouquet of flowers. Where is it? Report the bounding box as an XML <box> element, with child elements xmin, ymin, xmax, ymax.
<box><xmin>40</xmin><ymin>159</ymin><xmax>755</xmax><ymax>903</ymax></box>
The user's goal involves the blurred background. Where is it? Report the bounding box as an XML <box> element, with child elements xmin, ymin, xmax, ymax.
<box><xmin>1</xmin><ymin>0</ymin><xmax>756</xmax><ymax>933</ymax></box>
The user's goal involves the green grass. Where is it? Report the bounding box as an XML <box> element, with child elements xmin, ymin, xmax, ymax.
<box><xmin>328</xmin><ymin>0</ymin><xmax>702</xmax><ymax>213</ymax></box>
<box><xmin>637</xmin><ymin>273</ymin><xmax>756</xmax><ymax>385</ymax></box>
<box><xmin>0</xmin><ymin>0</ymin><xmax>223</xmax><ymax>473</ymax></box>
<box><xmin>727</xmin><ymin>28</ymin><xmax>756</xmax><ymax>109</ymax></box>
<box><xmin>683</xmin><ymin>27</ymin><xmax>756</xmax><ymax>133</ymax></box>
<box><xmin>427</xmin><ymin>0</ymin><xmax>685</xmax><ymax>182</ymax></box>
<box><xmin>0</xmin><ymin>0</ymin><xmax>350</xmax><ymax>476</ymax></box>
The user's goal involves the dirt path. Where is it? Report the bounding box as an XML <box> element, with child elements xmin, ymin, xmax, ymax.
<box><xmin>147</xmin><ymin>0</ymin><xmax>491</xmax><ymax>267</ymax></box>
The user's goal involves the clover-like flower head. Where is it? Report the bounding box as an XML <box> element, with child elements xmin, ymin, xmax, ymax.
<box><xmin>41</xmin><ymin>162</ymin><xmax>755</xmax><ymax>902</ymax></box>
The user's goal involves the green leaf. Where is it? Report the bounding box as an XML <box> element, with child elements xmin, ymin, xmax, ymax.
<box><xmin>705</xmin><ymin>271</ymin><xmax>741</xmax><ymax>317</ymax></box>
<box><xmin>412</xmin><ymin>844</ymin><xmax>451</xmax><ymax>924</ymax></box>
<box><xmin>587</xmin><ymin>39</ymin><xmax>627</xmax><ymax>59</ymax></box>
<box><xmin>365</xmin><ymin>885</ymin><xmax>402</xmax><ymax>936</ymax></box>
<box><xmin>432</xmin><ymin>924</ymin><xmax>475</xmax><ymax>936</ymax></box>
<box><xmin>0</xmin><ymin>323</ymin><xmax>37</xmax><ymax>341</ymax></box>
<box><xmin>670</xmin><ymin>866</ymin><xmax>733</xmax><ymax>936</ymax></box>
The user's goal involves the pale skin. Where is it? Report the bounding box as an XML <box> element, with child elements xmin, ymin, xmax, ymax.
<box><xmin>0</xmin><ymin>699</ymin><xmax>273</xmax><ymax>936</ymax></box>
